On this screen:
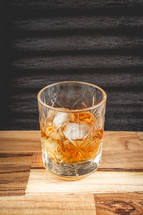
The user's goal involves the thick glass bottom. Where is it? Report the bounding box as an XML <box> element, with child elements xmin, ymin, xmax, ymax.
<box><xmin>42</xmin><ymin>150</ymin><xmax>102</xmax><ymax>180</ymax></box>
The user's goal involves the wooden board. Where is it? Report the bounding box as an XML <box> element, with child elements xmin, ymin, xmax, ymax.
<box><xmin>0</xmin><ymin>194</ymin><xmax>96</xmax><ymax>215</ymax></box>
<box><xmin>0</xmin><ymin>131</ymin><xmax>142</xmax><ymax>152</ymax></box>
<box><xmin>0</xmin><ymin>131</ymin><xmax>41</xmax><ymax>153</ymax></box>
<box><xmin>94</xmin><ymin>193</ymin><xmax>143</xmax><ymax>215</ymax></box>
<box><xmin>26</xmin><ymin>169</ymin><xmax>143</xmax><ymax>194</ymax></box>
<box><xmin>0</xmin><ymin>153</ymin><xmax>33</xmax><ymax>196</ymax></box>
<box><xmin>0</xmin><ymin>131</ymin><xmax>143</xmax><ymax>214</ymax></box>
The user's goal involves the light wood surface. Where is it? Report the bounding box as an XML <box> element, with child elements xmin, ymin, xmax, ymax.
<box><xmin>0</xmin><ymin>194</ymin><xmax>96</xmax><ymax>215</ymax></box>
<box><xmin>26</xmin><ymin>169</ymin><xmax>143</xmax><ymax>194</ymax></box>
<box><xmin>94</xmin><ymin>193</ymin><xmax>143</xmax><ymax>215</ymax></box>
<box><xmin>0</xmin><ymin>131</ymin><xmax>143</xmax><ymax>214</ymax></box>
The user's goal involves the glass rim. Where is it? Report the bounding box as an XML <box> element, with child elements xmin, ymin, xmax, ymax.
<box><xmin>37</xmin><ymin>81</ymin><xmax>107</xmax><ymax>113</ymax></box>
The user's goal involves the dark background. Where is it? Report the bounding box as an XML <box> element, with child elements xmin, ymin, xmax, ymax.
<box><xmin>2</xmin><ymin>0</ymin><xmax>143</xmax><ymax>131</ymax></box>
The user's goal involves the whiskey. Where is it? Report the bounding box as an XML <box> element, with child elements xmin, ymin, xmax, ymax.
<box><xmin>41</xmin><ymin>111</ymin><xmax>103</xmax><ymax>166</ymax></box>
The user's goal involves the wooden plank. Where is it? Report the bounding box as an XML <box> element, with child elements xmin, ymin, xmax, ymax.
<box><xmin>14</xmin><ymin>16</ymin><xmax>143</xmax><ymax>33</ymax></box>
<box><xmin>100</xmin><ymin>150</ymin><xmax>143</xmax><ymax>170</ymax></box>
<box><xmin>26</xmin><ymin>169</ymin><xmax>143</xmax><ymax>194</ymax></box>
<box><xmin>0</xmin><ymin>153</ymin><xmax>33</xmax><ymax>196</ymax></box>
<box><xmin>7</xmin><ymin>0</ymin><xmax>143</xmax><ymax>19</ymax></box>
<box><xmin>94</xmin><ymin>193</ymin><xmax>143</xmax><ymax>215</ymax></box>
<box><xmin>32</xmin><ymin>147</ymin><xmax>143</xmax><ymax>170</ymax></box>
<box><xmin>31</xmin><ymin>152</ymin><xmax>43</xmax><ymax>168</ymax></box>
<box><xmin>14</xmin><ymin>36</ymin><xmax>143</xmax><ymax>53</ymax></box>
<box><xmin>8</xmin><ymin>0</ymin><xmax>143</xmax><ymax>9</ymax></box>
<box><xmin>0</xmin><ymin>131</ymin><xmax>41</xmax><ymax>153</ymax></box>
<box><xmin>0</xmin><ymin>194</ymin><xmax>96</xmax><ymax>215</ymax></box>
<box><xmin>0</xmin><ymin>131</ymin><xmax>141</xmax><ymax>151</ymax></box>
<box><xmin>9</xmin><ymin>72</ymin><xmax>143</xmax><ymax>90</ymax></box>
<box><xmin>0</xmin><ymin>131</ymin><xmax>142</xmax><ymax>153</ymax></box>
<box><xmin>103</xmin><ymin>131</ymin><xmax>142</xmax><ymax>151</ymax></box>
<box><xmin>14</xmin><ymin>56</ymin><xmax>143</xmax><ymax>70</ymax></box>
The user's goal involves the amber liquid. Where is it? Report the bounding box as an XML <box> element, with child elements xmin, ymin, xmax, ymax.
<box><xmin>41</xmin><ymin>111</ymin><xmax>103</xmax><ymax>169</ymax></box>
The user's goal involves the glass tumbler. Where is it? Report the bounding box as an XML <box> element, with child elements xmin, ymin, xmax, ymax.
<box><xmin>37</xmin><ymin>81</ymin><xmax>107</xmax><ymax>180</ymax></box>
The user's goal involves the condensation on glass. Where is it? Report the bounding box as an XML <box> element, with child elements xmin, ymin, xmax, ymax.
<box><xmin>37</xmin><ymin>81</ymin><xmax>107</xmax><ymax>180</ymax></box>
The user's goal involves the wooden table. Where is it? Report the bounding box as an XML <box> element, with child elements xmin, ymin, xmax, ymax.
<box><xmin>0</xmin><ymin>131</ymin><xmax>143</xmax><ymax>215</ymax></box>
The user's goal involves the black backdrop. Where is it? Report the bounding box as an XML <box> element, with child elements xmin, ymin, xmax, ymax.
<box><xmin>2</xmin><ymin>0</ymin><xmax>143</xmax><ymax>131</ymax></box>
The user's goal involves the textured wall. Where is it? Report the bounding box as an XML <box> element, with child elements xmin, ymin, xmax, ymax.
<box><xmin>2</xmin><ymin>0</ymin><xmax>143</xmax><ymax>130</ymax></box>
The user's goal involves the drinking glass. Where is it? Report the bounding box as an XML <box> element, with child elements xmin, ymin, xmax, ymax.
<box><xmin>37</xmin><ymin>81</ymin><xmax>107</xmax><ymax>180</ymax></box>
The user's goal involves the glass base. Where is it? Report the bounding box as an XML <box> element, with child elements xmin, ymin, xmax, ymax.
<box><xmin>42</xmin><ymin>150</ymin><xmax>101</xmax><ymax>180</ymax></box>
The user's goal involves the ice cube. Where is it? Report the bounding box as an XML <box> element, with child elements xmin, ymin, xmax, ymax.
<box><xmin>53</xmin><ymin>112</ymin><xmax>71</xmax><ymax>128</ymax></box>
<box><xmin>64</xmin><ymin>123</ymin><xmax>91</xmax><ymax>141</ymax></box>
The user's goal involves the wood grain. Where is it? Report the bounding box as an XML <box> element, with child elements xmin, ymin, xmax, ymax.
<box><xmin>13</xmin><ymin>16</ymin><xmax>143</xmax><ymax>34</ymax></box>
<box><xmin>31</xmin><ymin>133</ymin><xmax>143</xmax><ymax>171</ymax></box>
<box><xmin>7</xmin><ymin>0</ymin><xmax>143</xmax><ymax>18</ymax></box>
<box><xmin>103</xmin><ymin>131</ymin><xmax>142</xmax><ymax>151</ymax></box>
<box><xmin>0</xmin><ymin>131</ymin><xmax>142</xmax><ymax>152</ymax></box>
<box><xmin>31</xmin><ymin>150</ymin><xmax>143</xmax><ymax>171</ymax></box>
<box><xmin>8</xmin><ymin>0</ymin><xmax>143</xmax><ymax>8</ymax></box>
<box><xmin>94</xmin><ymin>193</ymin><xmax>143</xmax><ymax>215</ymax></box>
<box><xmin>2</xmin><ymin>0</ymin><xmax>143</xmax><ymax>131</ymax></box>
<box><xmin>136</xmin><ymin>132</ymin><xmax>143</xmax><ymax>143</ymax></box>
<box><xmin>13</xmin><ymin>56</ymin><xmax>143</xmax><ymax>70</ymax></box>
<box><xmin>0</xmin><ymin>153</ymin><xmax>33</xmax><ymax>196</ymax></box>
<box><xmin>0</xmin><ymin>131</ymin><xmax>143</xmax><ymax>214</ymax></box>
<box><xmin>26</xmin><ymin>169</ymin><xmax>143</xmax><ymax>194</ymax></box>
<box><xmin>26</xmin><ymin>131</ymin><xmax>143</xmax><ymax>194</ymax></box>
<box><xmin>0</xmin><ymin>194</ymin><xmax>96</xmax><ymax>215</ymax></box>
<box><xmin>0</xmin><ymin>131</ymin><xmax>41</xmax><ymax>153</ymax></box>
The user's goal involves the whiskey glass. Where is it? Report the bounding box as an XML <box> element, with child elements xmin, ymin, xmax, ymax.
<box><xmin>37</xmin><ymin>81</ymin><xmax>107</xmax><ymax>180</ymax></box>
